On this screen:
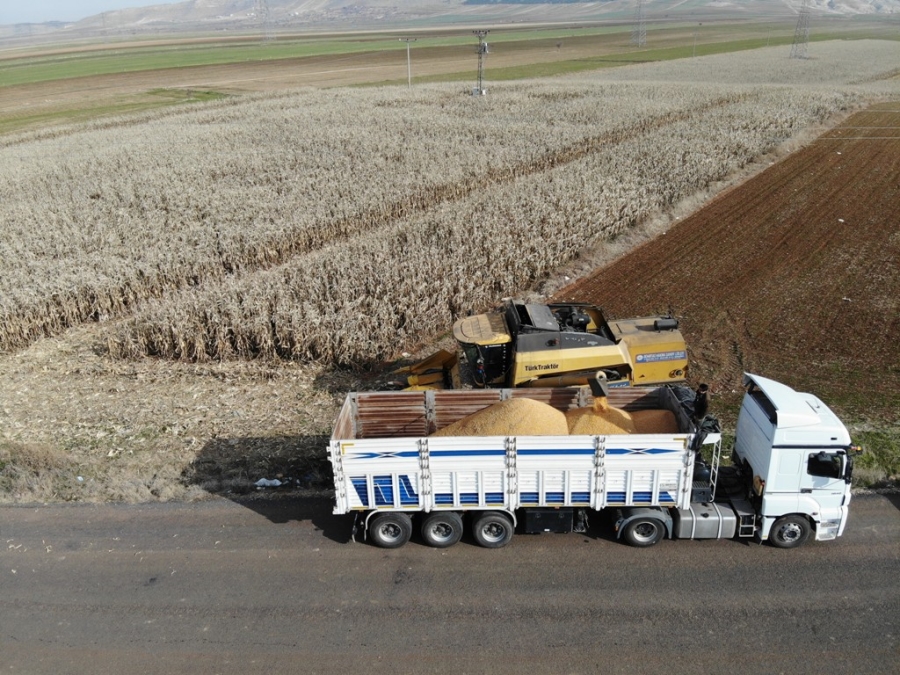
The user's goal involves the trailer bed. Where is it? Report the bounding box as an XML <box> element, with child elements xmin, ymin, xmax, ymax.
<box><xmin>330</xmin><ymin>387</ymin><xmax>715</xmax><ymax>515</ymax></box>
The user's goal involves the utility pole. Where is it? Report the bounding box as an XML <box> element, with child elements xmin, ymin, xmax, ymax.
<box><xmin>256</xmin><ymin>0</ymin><xmax>274</xmax><ymax>42</ymax></box>
<box><xmin>790</xmin><ymin>0</ymin><xmax>811</xmax><ymax>59</ymax></box>
<box><xmin>399</xmin><ymin>38</ymin><xmax>416</xmax><ymax>88</ymax></box>
<box><xmin>631</xmin><ymin>0</ymin><xmax>646</xmax><ymax>48</ymax></box>
<box><xmin>473</xmin><ymin>30</ymin><xmax>489</xmax><ymax>95</ymax></box>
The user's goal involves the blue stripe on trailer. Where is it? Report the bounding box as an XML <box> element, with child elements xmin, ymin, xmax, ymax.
<box><xmin>351</xmin><ymin>477</ymin><xmax>369</xmax><ymax>507</ymax></box>
<box><xmin>520</xmin><ymin>492</ymin><xmax>539</xmax><ymax>504</ymax></box>
<box><xmin>433</xmin><ymin>493</ymin><xmax>505</xmax><ymax>506</ymax></box>
<box><xmin>373</xmin><ymin>475</ymin><xmax>393</xmax><ymax>506</ymax></box>
<box><xmin>429</xmin><ymin>449</ymin><xmax>506</xmax><ymax>457</ymax></box>
<box><xmin>349</xmin><ymin>448</ymin><xmax>680</xmax><ymax>459</ymax></box>
<box><xmin>607</xmin><ymin>492</ymin><xmax>627</xmax><ymax>504</ymax></box>
<box><xmin>399</xmin><ymin>475</ymin><xmax>419</xmax><ymax>506</ymax></box>
<box><xmin>546</xmin><ymin>492</ymin><xmax>565</xmax><ymax>504</ymax></box>
<box><xmin>572</xmin><ymin>491</ymin><xmax>590</xmax><ymax>503</ymax></box>
<box><xmin>348</xmin><ymin>451</ymin><xmax>420</xmax><ymax>459</ymax></box>
<box><xmin>606</xmin><ymin>448</ymin><xmax>679</xmax><ymax>455</ymax></box>
<box><xmin>518</xmin><ymin>449</ymin><xmax>594</xmax><ymax>456</ymax></box>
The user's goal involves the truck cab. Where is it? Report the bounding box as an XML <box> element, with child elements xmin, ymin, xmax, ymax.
<box><xmin>733</xmin><ymin>374</ymin><xmax>857</xmax><ymax>547</ymax></box>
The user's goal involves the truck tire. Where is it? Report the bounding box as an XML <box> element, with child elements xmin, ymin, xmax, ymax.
<box><xmin>622</xmin><ymin>517</ymin><xmax>665</xmax><ymax>547</ymax></box>
<box><xmin>472</xmin><ymin>511</ymin><xmax>514</xmax><ymax>549</ymax></box>
<box><xmin>768</xmin><ymin>515</ymin><xmax>811</xmax><ymax>549</ymax></box>
<box><xmin>421</xmin><ymin>511</ymin><xmax>464</xmax><ymax>548</ymax></box>
<box><xmin>368</xmin><ymin>512</ymin><xmax>413</xmax><ymax>549</ymax></box>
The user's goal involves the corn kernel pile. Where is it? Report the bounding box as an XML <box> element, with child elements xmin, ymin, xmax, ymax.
<box><xmin>432</xmin><ymin>397</ymin><xmax>680</xmax><ymax>437</ymax></box>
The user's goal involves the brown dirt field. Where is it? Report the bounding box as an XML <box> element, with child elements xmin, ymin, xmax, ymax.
<box><xmin>552</xmin><ymin>103</ymin><xmax>900</xmax><ymax>423</ymax></box>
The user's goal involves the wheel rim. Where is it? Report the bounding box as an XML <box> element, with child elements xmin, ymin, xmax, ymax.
<box><xmin>632</xmin><ymin>522</ymin><xmax>659</xmax><ymax>544</ymax></box>
<box><xmin>429</xmin><ymin>522</ymin><xmax>455</xmax><ymax>544</ymax></box>
<box><xmin>481</xmin><ymin>521</ymin><xmax>507</xmax><ymax>544</ymax></box>
<box><xmin>777</xmin><ymin>522</ymin><xmax>802</xmax><ymax>542</ymax></box>
<box><xmin>379</xmin><ymin>522</ymin><xmax>402</xmax><ymax>542</ymax></box>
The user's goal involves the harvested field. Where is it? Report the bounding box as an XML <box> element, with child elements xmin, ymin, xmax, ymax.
<box><xmin>553</xmin><ymin>104</ymin><xmax>900</xmax><ymax>425</ymax></box>
<box><xmin>5</xmin><ymin>42</ymin><xmax>897</xmax><ymax>365</ymax></box>
<box><xmin>1</xmin><ymin>40</ymin><xmax>899</xmax><ymax>503</ymax></box>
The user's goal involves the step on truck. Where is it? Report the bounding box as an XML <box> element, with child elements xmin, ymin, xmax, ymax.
<box><xmin>328</xmin><ymin>373</ymin><xmax>859</xmax><ymax>549</ymax></box>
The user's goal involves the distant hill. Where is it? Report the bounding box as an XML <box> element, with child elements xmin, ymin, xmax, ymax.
<box><xmin>2</xmin><ymin>0</ymin><xmax>898</xmax><ymax>43</ymax></box>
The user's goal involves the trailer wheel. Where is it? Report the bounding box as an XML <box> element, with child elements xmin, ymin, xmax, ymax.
<box><xmin>472</xmin><ymin>511</ymin><xmax>514</xmax><ymax>549</ymax></box>
<box><xmin>368</xmin><ymin>513</ymin><xmax>413</xmax><ymax>549</ymax></box>
<box><xmin>768</xmin><ymin>515</ymin><xmax>811</xmax><ymax>549</ymax></box>
<box><xmin>622</xmin><ymin>517</ymin><xmax>665</xmax><ymax>547</ymax></box>
<box><xmin>421</xmin><ymin>512</ymin><xmax>464</xmax><ymax>548</ymax></box>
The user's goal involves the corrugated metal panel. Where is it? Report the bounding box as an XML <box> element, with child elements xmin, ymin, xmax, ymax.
<box><xmin>353</xmin><ymin>391</ymin><xmax>428</xmax><ymax>439</ymax></box>
<box><xmin>432</xmin><ymin>390</ymin><xmax>504</xmax><ymax>431</ymax></box>
<box><xmin>334</xmin><ymin>385</ymin><xmax>688</xmax><ymax>441</ymax></box>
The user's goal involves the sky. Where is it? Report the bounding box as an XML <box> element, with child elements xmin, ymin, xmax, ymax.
<box><xmin>1</xmin><ymin>1</ymin><xmax>182</xmax><ymax>25</ymax></box>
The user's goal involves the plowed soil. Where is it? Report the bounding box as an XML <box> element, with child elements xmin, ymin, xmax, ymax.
<box><xmin>553</xmin><ymin>104</ymin><xmax>900</xmax><ymax>422</ymax></box>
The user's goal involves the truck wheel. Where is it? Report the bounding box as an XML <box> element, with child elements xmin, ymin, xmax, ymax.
<box><xmin>368</xmin><ymin>513</ymin><xmax>412</xmax><ymax>549</ymax></box>
<box><xmin>768</xmin><ymin>515</ymin><xmax>811</xmax><ymax>549</ymax></box>
<box><xmin>622</xmin><ymin>517</ymin><xmax>665</xmax><ymax>547</ymax></box>
<box><xmin>421</xmin><ymin>512</ymin><xmax>464</xmax><ymax>548</ymax></box>
<box><xmin>472</xmin><ymin>511</ymin><xmax>514</xmax><ymax>549</ymax></box>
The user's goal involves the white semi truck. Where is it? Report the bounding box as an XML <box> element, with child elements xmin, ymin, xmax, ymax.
<box><xmin>328</xmin><ymin>373</ymin><xmax>858</xmax><ymax>550</ymax></box>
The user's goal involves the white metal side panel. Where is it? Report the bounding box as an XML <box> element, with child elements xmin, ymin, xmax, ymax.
<box><xmin>513</xmin><ymin>436</ymin><xmax>595</xmax><ymax>508</ymax></box>
<box><xmin>598</xmin><ymin>435</ymin><xmax>692</xmax><ymax>509</ymax></box>
<box><xmin>332</xmin><ymin>437</ymin><xmax>424</xmax><ymax>513</ymax></box>
<box><xmin>331</xmin><ymin>433</ymin><xmax>696</xmax><ymax>514</ymax></box>
<box><xmin>424</xmin><ymin>437</ymin><xmax>509</xmax><ymax>510</ymax></box>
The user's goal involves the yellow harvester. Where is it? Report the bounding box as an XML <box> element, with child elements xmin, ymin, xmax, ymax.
<box><xmin>393</xmin><ymin>300</ymin><xmax>688</xmax><ymax>390</ymax></box>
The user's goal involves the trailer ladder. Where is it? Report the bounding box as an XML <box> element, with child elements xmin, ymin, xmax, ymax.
<box><xmin>707</xmin><ymin>436</ymin><xmax>723</xmax><ymax>501</ymax></box>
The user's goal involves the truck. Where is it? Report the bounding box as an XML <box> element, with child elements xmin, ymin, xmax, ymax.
<box><xmin>389</xmin><ymin>299</ymin><xmax>687</xmax><ymax>391</ymax></box>
<box><xmin>329</xmin><ymin>373</ymin><xmax>859</xmax><ymax>550</ymax></box>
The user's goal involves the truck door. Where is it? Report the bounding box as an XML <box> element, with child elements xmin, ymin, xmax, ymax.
<box><xmin>801</xmin><ymin>450</ymin><xmax>847</xmax><ymax>513</ymax></box>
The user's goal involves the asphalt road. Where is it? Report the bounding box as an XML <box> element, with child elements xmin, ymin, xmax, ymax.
<box><xmin>3</xmin><ymin>494</ymin><xmax>898</xmax><ymax>675</ymax></box>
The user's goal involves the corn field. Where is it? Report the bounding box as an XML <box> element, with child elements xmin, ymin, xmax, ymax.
<box><xmin>2</xmin><ymin>40</ymin><xmax>898</xmax><ymax>366</ymax></box>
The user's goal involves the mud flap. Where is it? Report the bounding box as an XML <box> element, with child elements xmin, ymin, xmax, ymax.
<box><xmin>351</xmin><ymin>512</ymin><xmax>365</xmax><ymax>543</ymax></box>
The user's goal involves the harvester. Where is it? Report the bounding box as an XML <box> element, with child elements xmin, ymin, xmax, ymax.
<box><xmin>390</xmin><ymin>300</ymin><xmax>688</xmax><ymax>390</ymax></box>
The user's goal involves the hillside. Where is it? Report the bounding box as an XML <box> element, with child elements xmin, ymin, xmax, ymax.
<box><xmin>3</xmin><ymin>0</ymin><xmax>899</xmax><ymax>43</ymax></box>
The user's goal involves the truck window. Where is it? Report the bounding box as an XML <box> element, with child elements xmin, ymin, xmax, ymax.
<box><xmin>807</xmin><ymin>451</ymin><xmax>841</xmax><ymax>479</ymax></box>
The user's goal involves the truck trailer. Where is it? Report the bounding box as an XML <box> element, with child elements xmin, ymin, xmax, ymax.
<box><xmin>328</xmin><ymin>374</ymin><xmax>858</xmax><ymax>550</ymax></box>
